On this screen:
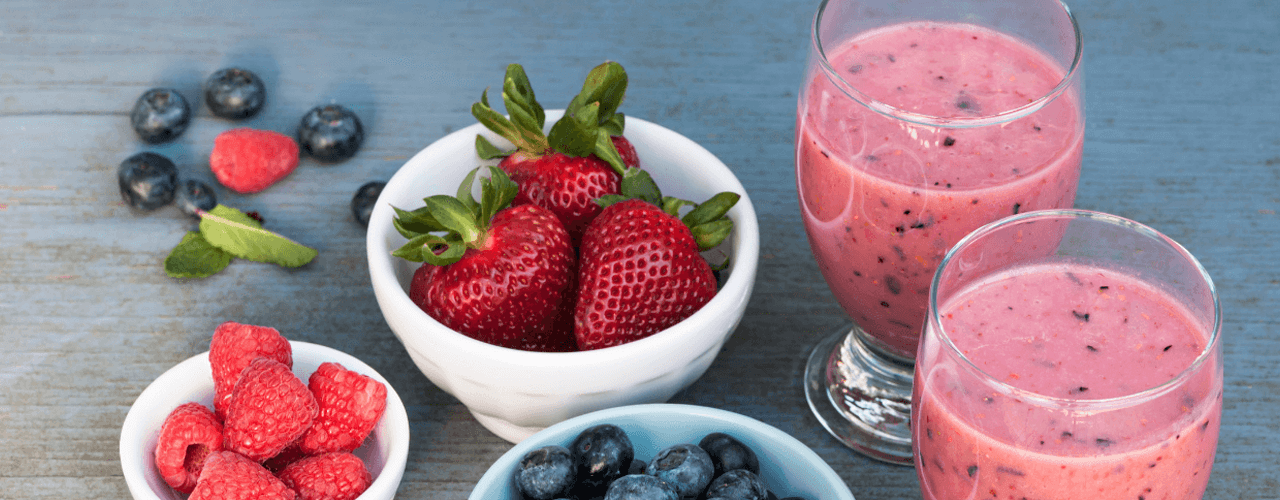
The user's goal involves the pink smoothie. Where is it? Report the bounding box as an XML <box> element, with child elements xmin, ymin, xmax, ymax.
<box><xmin>914</xmin><ymin>264</ymin><xmax>1222</xmax><ymax>500</ymax></box>
<box><xmin>797</xmin><ymin>22</ymin><xmax>1083</xmax><ymax>358</ymax></box>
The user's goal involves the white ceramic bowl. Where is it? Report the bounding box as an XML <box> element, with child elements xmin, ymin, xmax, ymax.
<box><xmin>470</xmin><ymin>404</ymin><xmax>856</xmax><ymax>500</ymax></box>
<box><xmin>367</xmin><ymin>110</ymin><xmax>760</xmax><ymax>443</ymax></box>
<box><xmin>119</xmin><ymin>341</ymin><xmax>410</xmax><ymax>500</ymax></box>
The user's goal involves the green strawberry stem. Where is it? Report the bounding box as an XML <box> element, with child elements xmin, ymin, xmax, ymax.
<box><xmin>473</xmin><ymin>61</ymin><xmax>632</xmax><ymax>176</ymax></box>
<box><xmin>391</xmin><ymin>166</ymin><xmax>520</xmax><ymax>266</ymax></box>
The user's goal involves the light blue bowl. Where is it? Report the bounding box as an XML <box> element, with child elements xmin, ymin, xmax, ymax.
<box><xmin>470</xmin><ymin>404</ymin><xmax>856</xmax><ymax>500</ymax></box>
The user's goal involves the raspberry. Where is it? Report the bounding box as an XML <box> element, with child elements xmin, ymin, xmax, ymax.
<box><xmin>209</xmin><ymin>321</ymin><xmax>292</xmax><ymax>419</ymax></box>
<box><xmin>222</xmin><ymin>357</ymin><xmax>318</xmax><ymax>462</ymax></box>
<box><xmin>209</xmin><ymin>128</ymin><xmax>300</xmax><ymax>194</ymax></box>
<box><xmin>190</xmin><ymin>451</ymin><xmax>297</xmax><ymax>500</ymax></box>
<box><xmin>277</xmin><ymin>452</ymin><xmax>374</xmax><ymax>500</ymax></box>
<box><xmin>154</xmin><ymin>402</ymin><xmax>223</xmax><ymax>494</ymax></box>
<box><xmin>298</xmin><ymin>362</ymin><xmax>387</xmax><ymax>455</ymax></box>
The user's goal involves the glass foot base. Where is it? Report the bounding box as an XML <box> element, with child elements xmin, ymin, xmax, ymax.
<box><xmin>803</xmin><ymin>324</ymin><xmax>915</xmax><ymax>465</ymax></box>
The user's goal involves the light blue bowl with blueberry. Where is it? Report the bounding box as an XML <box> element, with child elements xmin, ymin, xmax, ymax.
<box><xmin>470</xmin><ymin>404</ymin><xmax>856</xmax><ymax>500</ymax></box>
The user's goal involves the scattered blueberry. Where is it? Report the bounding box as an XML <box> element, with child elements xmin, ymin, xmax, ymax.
<box><xmin>572</xmin><ymin>424</ymin><xmax>635</xmax><ymax>497</ymax></box>
<box><xmin>515</xmin><ymin>445</ymin><xmax>577</xmax><ymax>500</ymax></box>
<box><xmin>117</xmin><ymin>152</ymin><xmax>178</xmax><ymax>211</ymax></box>
<box><xmin>130</xmin><ymin>88</ymin><xmax>191</xmax><ymax>143</ymax></box>
<box><xmin>699</xmin><ymin>432</ymin><xmax>760</xmax><ymax>477</ymax></box>
<box><xmin>204</xmin><ymin>67</ymin><xmax>266</xmax><ymax>119</ymax></box>
<box><xmin>704</xmin><ymin>469</ymin><xmax>769</xmax><ymax>500</ymax></box>
<box><xmin>628</xmin><ymin>459</ymin><xmax>647</xmax><ymax>475</ymax></box>
<box><xmin>174</xmin><ymin>179</ymin><xmax>218</xmax><ymax>218</ymax></box>
<box><xmin>297</xmin><ymin>104</ymin><xmax>365</xmax><ymax>162</ymax></box>
<box><xmin>646</xmin><ymin>444</ymin><xmax>714</xmax><ymax>499</ymax></box>
<box><xmin>603</xmin><ymin>474</ymin><xmax>679</xmax><ymax>500</ymax></box>
<box><xmin>351</xmin><ymin>181</ymin><xmax>385</xmax><ymax>227</ymax></box>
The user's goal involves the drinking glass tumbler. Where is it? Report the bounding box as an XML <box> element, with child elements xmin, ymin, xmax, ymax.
<box><xmin>795</xmin><ymin>0</ymin><xmax>1085</xmax><ymax>463</ymax></box>
<box><xmin>914</xmin><ymin>209</ymin><xmax>1222</xmax><ymax>500</ymax></box>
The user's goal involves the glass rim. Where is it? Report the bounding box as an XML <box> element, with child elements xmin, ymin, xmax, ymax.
<box><xmin>810</xmin><ymin>0</ymin><xmax>1084</xmax><ymax>128</ymax></box>
<box><xmin>927</xmin><ymin>209</ymin><xmax>1223</xmax><ymax>410</ymax></box>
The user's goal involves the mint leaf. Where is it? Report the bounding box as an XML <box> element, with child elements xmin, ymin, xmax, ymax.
<box><xmin>199</xmin><ymin>205</ymin><xmax>318</xmax><ymax>268</ymax></box>
<box><xmin>165</xmin><ymin>231</ymin><xmax>233</xmax><ymax>278</ymax></box>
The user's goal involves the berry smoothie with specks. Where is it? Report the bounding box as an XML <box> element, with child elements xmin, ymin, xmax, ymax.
<box><xmin>797</xmin><ymin>22</ymin><xmax>1083</xmax><ymax>358</ymax></box>
<box><xmin>914</xmin><ymin>263</ymin><xmax>1221</xmax><ymax>500</ymax></box>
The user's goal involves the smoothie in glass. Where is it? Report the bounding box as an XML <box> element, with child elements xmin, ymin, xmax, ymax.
<box><xmin>797</xmin><ymin>22</ymin><xmax>1083</xmax><ymax>359</ymax></box>
<box><xmin>915</xmin><ymin>263</ymin><xmax>1222</xmax><ymax>500</ymax></box>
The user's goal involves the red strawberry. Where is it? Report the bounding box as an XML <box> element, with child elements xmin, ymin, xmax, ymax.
<box><xmin>210</xmin><ymin>128</ymin><xmax>300</xmax><ymax>193</ymax></box>
<box><xmin>209</xmin><ymin>321</ymin><xmax>293</xmax><ymax>419</ymax></box>
<box><xmin>223</xmin><ymin>357</ymin><xmax>318</xmax><ymax>462</ymax></box>
<box><xmin>393</xmin><ymin>166</ymin><xmax>576</xmax><ymax>351</ymax></box>
<box><xmin>298</xmin><ymin>362</ymin><xmax>387</xmax><ymax>455</ymax></box>
<box><xmin>154</xmin><ymin>402</ymin><xmax>223</xmax><ymax>494</ymax></box>
<box><xmin>190</xmin><ymin>451</ymin><xmax>297</xmax><ymax>500</ymax></box>
<box><xmin>575</xmin><ymin>190</ymin><xmax>739</xmax><ymax>350</ymax></box>
<box><xmin>472</xmin><ymin>62</ymin><xmax>644</xmax><ymax>245</ymax></box>
<box><xmin>276</xmin><ymin>452</ymin><xmax>374</xmax><ymax>500</ymax></box>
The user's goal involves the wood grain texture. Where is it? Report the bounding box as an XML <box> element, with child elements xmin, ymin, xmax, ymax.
<box><xmin>0</xmin><ymin>0</ymin><xmax>1276</xmax><ymax>498</ymax></box>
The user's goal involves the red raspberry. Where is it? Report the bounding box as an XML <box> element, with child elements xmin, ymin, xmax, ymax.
<box><xmin>210</xmin><ymin>128</ymin><xmax>300</xmax><ymax>193</ymax></box>
<box><xmin>190</xmin><ymin>451</ymin><xmax>297</xmax><ymax>500</ymax></box>
<box><xmin>209</xmin><ymin>321</ymin><xmax>292</xmax><ymax>419</ymax></box>
<box><xmin>154</xmin><ymin>402</ymin><xmax>223</xmax><ymax>494</ymax></box>
<box><xmin>298</xmin><ymin>362</ymin><xmax>387</xmax><ymax>455</ymax></box>
<box><xmin>276</xmin><ymin>452</ymin><xmax>374</xmax><ymax>500</ymax></box>
<box><xmin>222</xmin><ymin>357</ymin><xmax>318</xmax><ymax>462</ymax></box>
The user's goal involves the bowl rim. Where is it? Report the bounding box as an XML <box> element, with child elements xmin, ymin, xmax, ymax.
<box><xmin>365</xmin><ymin>110</ymin><xmax>761</xmax><ymax>369</ymax></box>
<box><xmin>468</xmin><ymin>403</ymin><xmax>857</xmax><ymax>500</ymax></box>
<box><xmin>118</xmin><ymin>340</ymin><xmax>410</xmax><ymax>500</ymax></box>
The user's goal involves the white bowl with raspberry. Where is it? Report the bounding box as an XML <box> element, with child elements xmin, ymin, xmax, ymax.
<box><xmin>367</xmin><ymin>110</ymin><xmax>760</xmax><ymax>443</ymax></box>
<box><xmin>119</xmin><ymin>340</ymin><xmax>410</xmax><ymax>500</ymax></box>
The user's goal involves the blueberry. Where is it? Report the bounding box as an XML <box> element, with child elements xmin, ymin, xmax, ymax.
<box><xmin>351</xmin><ymin>181</ymin><xmax>385</xmax><ymax>227</ymax></box>
<box><xmin>628</xmin><ymin>459</ymin><xmax>647</xmax><ymax>475</ymax></box>
<box><xmin>572</xmin><ymin>424</ymin><xmax>635</xmax><ymax>497</ymax></box>
<box><xmin>646</xmin><ymin>444</ymin><xmax>714</xmax><ymax>499</ymax></box>
<box><xmin>515</xmin><ymin>445</ymin><xmax>576</xmax><ymax>500</ymax></box>
<box><xmin>297</xmin><ymin>104</ymin><xmax>364</xmax><ymax>162</ymax></box>
<box><xmin>699</xmin><ymin>433</ymin><xmax>760</xmax><ymax>477</ymax></box>
<box><xmin>603</xmin><ymin>474</ymin><xmax>679</xmax><ymax>500</ymax></box>
<box><xmin>204</xmin><ymin>67</ymin><xmax>266</xmax><ymax>119</ymax></box>
<box><xmin>130</xmin><ymin>88</ymin><xmax>191</xmax><ymax>143</ymax></box>
<box><xmin>175</xmin><ymin>179</ymin><xmax>217</xmax><ymax>218</ymax></box>
<box><xmin>117</xmin><ymin>152</ymin><xmax>178</xmax><ymax>211</ymax></box>
<box><xmin>704</xmin><ymin>469</ymin><xmax>769</xmax><ymax>500</ymax></box>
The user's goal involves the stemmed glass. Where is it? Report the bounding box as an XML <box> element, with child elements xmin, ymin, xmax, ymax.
<box><xmin>914</xmin><ymin>210</ymin><xmax>1222</xmax><ymax>500</ymax></box>
<box><xmin>795</xmin><ymin>0</ymin><xmax>1085</xmax><ymax>463</ymax></box>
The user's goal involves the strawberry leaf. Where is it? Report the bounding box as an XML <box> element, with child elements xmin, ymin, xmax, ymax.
<box><xmin>164</xmin><ymin>231</ymin><xmax>233</xmax><ymax>278</ymax></box>
<box><xmin>392</xmin><ymin>233</ymin><xmax>466</xmax><ymax>265</ymax></box>
<box><xmin>548</xmin><ymin>101</ymin><xmax>601</xmax><ymax>157</ymax></box>
<box><xmin>475</xmin><ymin>135</ymin><xmax>511</xmax><ymax>160</ymax></box>
<box><xmin>423</xmin><ymin>195</ymin><xmax>480</xmax><ymax>244</ymax></box>
<box><xmin>602</xmin><ymin>113</ymin><xmax>625</xmax><ymax>137</ymax></box>
<box><xmin>682</xmin><ymin>192</ymin><xmax>740</xmax><ymax>227</ymax></box>
<box><xmin>593</xmin><ymin>128</ymin><xmax>627</xmax><ymax>174</ymax></box>
<box><xmin>199</xmin><ymin>205</ymin><xmax>318</xmax><ymax>268</ymax></box>
<box><xmin>502</xmin><ymin>64</ymin><xmax>545</xmax><ymax>137</ymax></box>
<box><xmin>456</xmin><ymin>167</ymin><xmax>482</xmax><ymax>215</ymax></box>
<box><xmin>619</xmin><ymin>168</ymin><xmax>663</xmax><ymax>206</ymax></box>
<box><xmin>478</xmin><ymin>166</ymin><xmax>519</xmax><ymax>224</ymax></box>
<box><xmin>690</xmin><ymin>219</ymin><xmax>734</xmax><ymax>252</ymax></box>
<box><xmin>392</xmin><ymin>205</ymin><xmax>445</xmax><ymax>237</ymax></box>
<box><xmin>571</xmin><ymin>61</ymin><xmax>628</xmax><ymax>124</ymax></box>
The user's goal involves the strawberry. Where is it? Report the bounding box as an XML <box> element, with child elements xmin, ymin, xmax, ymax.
<box><xmin>298</xmin><ymin>362</ymin><xmax>387</xmax><ymax>455</ymax></box>
<box><xmin>209</xmin><ymin>321</ymin><xmax>293</xmax><ymax>419</ymax></box>
<box><xmin>223</xmin><ymin>357</ymin><xmax>319</xmax><ymax>462</ymax></box>
<box><xmin>276</xmin><ymin>452</ymin><xmax>374</xmax><ymax>500</ymax></box>
<box><xmin>210</xmin><ymin>128</ymin><xmax>300</xmax><ymax>193</ymax></box>
<box><xmin>574</xmin><ymin>186</ymin><xmax>740</xmax><ymax>350</ymax></box>
<box><xmin>154</xmin><ymin>402</ymin><xmax>223</xmax><ymax>494</ymax></box>
<box><xmin>392</xmin><ymin>166</ymin><xmax>577</xmax><ymax>351</ymax></box>
<box><xmin>190</xmin><ymin>451</ymin><xmax>297</xmax><ymax>500</ymax></box>
<box><xmin>472</xmin><ymin>62</ymin><xmax>644</xmax><ymax>245</ymax></box>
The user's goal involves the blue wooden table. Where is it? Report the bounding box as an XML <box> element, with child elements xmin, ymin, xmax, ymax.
<box><xmin>1</xmin><ymin>0</ymin><xmax>1275</xmax><ymax>498</ymax></box>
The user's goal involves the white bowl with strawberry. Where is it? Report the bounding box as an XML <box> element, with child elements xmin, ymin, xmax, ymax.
<box><xmin>119</xmin><ymin>322</ymin><xmax>410</xmax><ymax>500</ymax></box>
<box><xmin>366</xmin><ymin>62</ymin><xmax>760</xmax><ymax>443</ymax></box>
